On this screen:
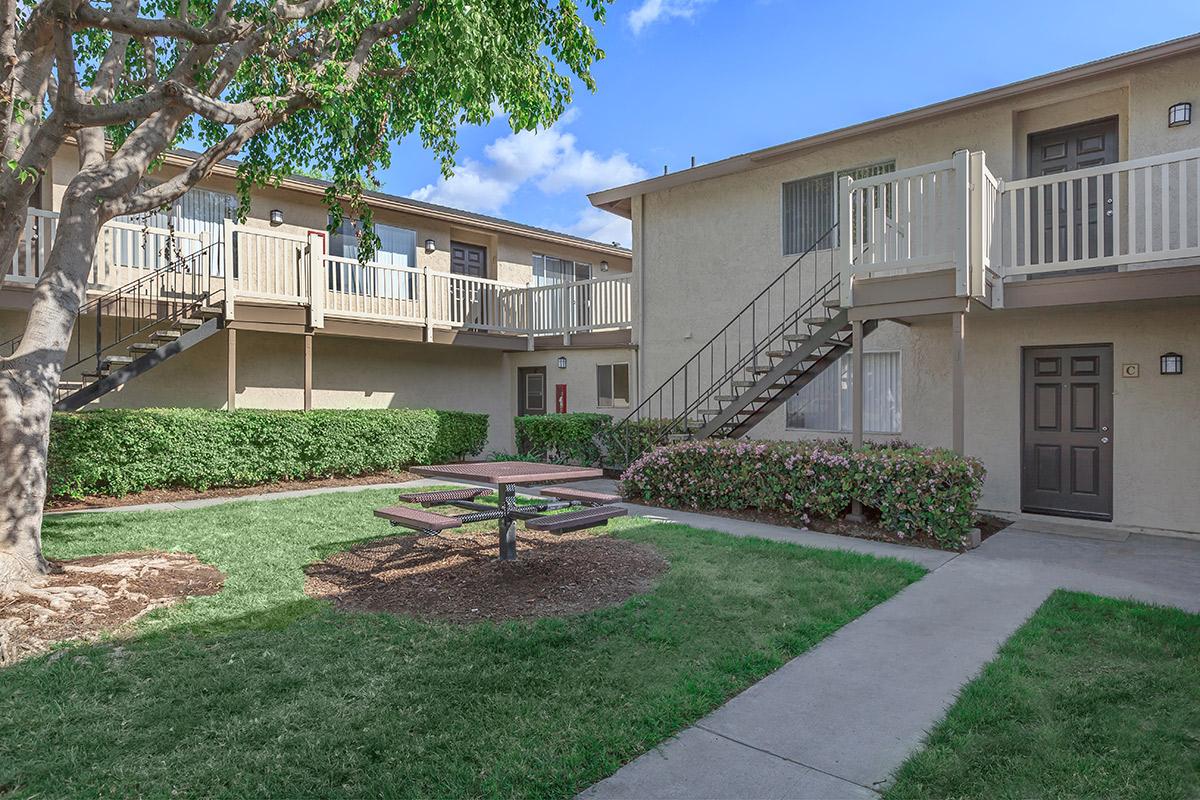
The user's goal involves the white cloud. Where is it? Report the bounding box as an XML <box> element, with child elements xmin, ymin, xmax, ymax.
<box><xmin>628</xmin><ymin>0</ymin><xmax>708</xmax><ymax>35</ymax></box>
<box><xmin>409</xmin><ymin>111</ymin><xmax>646</xmax><ymax>238</ymax></box>
<box><xmin>570</xmin><ymin>207</ymin><xmax>633</xmax><ymax>248</ymax></box>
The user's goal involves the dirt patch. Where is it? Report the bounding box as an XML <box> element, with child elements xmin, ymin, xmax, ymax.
<box><xmin>0</xmin><ymin>552</ymin><xmax>224</xmax><ymax>666</ymax></box>
<box><xmin>305</xmin><ymin>529</ymin><xmax>668</xmax><ymax>623</ymax></box>
<box><xmin>626</xmin><ymin>499</ymin><xmax>1011</xmax><ymax>551</ymax></box>
<box><xmin>46</xmin><ymin>470</ymin><xmax>420</xmax><ymax>511</ymax></box>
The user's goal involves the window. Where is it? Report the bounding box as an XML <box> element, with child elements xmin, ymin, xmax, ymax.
<box><xmin>782</xmin><ymin>161</ymin><xmax>895</xmax><ymax>255</ymax></box>
<box><xmin>785</xmin><ymin>351</ymin><xmax>901</xmax><ymax>433</ymax></box>
<box><xmin>597</xmin><ymin>363</ymin><xmax>631</xmax><ymax>408</ymax></box>
<box><xmin>533</xmin><ymin>254</ymin><xmax>592</xmax><ymax>286</ymax></box>
<box><xmin>328</xmin><ymin>218</ymin><xmax>418</xmax><ymax>298</ymax></box>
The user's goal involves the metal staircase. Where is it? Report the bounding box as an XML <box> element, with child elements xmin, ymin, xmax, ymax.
<box><xmin>0</xmin><ymin>244</ymin><xmax>227</xmax><ymax>410</ymax></box>
<box><xmin>610</xmin><ymin>223</ymin><xmax>876</xmax><ymax>463</ymax></box>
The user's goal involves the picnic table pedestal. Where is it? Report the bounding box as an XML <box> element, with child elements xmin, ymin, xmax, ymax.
<box><xmin>403</xmin><ymin>461</ymin><xmax>616</xmax><ymax>562</ymax></box>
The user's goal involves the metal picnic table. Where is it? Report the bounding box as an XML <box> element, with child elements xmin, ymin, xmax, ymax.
<box><xmin>374</xmin><ymin>461</ymin><xmax>625</xmax><ymax>561</ymax></box>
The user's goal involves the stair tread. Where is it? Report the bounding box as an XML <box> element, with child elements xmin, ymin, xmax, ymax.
<box><xmin>803</xmin><ymin>316</ymin><xmax>832</xmax><ymax>326</ymax></box>
<box><xmin>150</xmin><ymin>330</ymin><xmax>182</xmax><ymax>340</ymax></box>
<box><xmin>102</xmin><ymin>355</ymin><xmax>134</xmax><ymax>364</ymax></box>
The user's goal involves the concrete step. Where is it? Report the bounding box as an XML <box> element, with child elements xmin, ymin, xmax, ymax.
<box><xmin>197</xmin><ymin>305</ymin><xmax>223</xmax><ymax>319</ymax></box>
<box><xmin>127</xmin><ymin>342</ymin><xmax>158</xmax><ymax>354</ymax></box>
<box><xmin>783</xmin><ymin>334</ymin><xmax>811</xmax><ymax>344</ymax></box>
<box><xmin>803</xmin><ymin>316</ymin><xmax>831</xmax><ymax>327</ymax></box>
<box><xmin>176</xmin><ymin>317</ymin><xmax>204</xmax><ymax>329</ymax></box>
<box><xmin>150</xmin><ymin>329</ymin><xmax>182</xmax><ymax>342</ymax></box>
<box><xmin>101</xmin><ymin>355</ymin><xmax>134</xmax><ymax>368</ymax></box>
<box><xmin>822</xmin><ymin>297</ymin><xmax>843</xmax><ymax>308</ymax></box>
<box><xmin>766</xmin><ymin>350</ymin><xmax>791</xmax><ymax>359</ymax></box>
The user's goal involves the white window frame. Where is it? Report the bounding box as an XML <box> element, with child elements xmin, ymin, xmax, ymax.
<box><xmin>784</xmin><ymin>350</ymin><xmax>902</xmax><ymax>434</ymax></box>
<box><xmin>781</xmin><ymin>160</ymin><xmax>896</xmax><ymax>256</ymax></box>
<box><xmin>533</xmin><ymin>253</ymin><xmax>592</xmax><ymax>286</ymax></box>
<box><xmin>596</xmin><ymin>362</ymin><xmax>631</xmax><ymax>409</ymax></box>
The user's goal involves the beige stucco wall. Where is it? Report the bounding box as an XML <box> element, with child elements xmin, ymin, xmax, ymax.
<box><xmin>505</xmin><ymin>346</ymin><xmax>638</xmax><ymax>420</ymax></box>
<box><xmin>899</xmin><ymin>299</ymin><xmax>1200</xmax><ymax>534</ymax></box>
<box><xmin>630</xmin><ymin>49</ymin><xmax>1200</xmax><ymax>532</ymax></box>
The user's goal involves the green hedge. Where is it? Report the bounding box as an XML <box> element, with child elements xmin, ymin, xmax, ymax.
<box><xmin>621</xmin><ymin>439</ymin><xmax>986</xmax><ymax>549</ymax></box>
<box><xmin>514</xmin><ymin>413</ymin><xmax>613</xmax><ymax>465</ymax></box>
<box><xmin>48</xmin><ymin>408</ymin><xmax>488</xmax><ymax>498</ymax></box>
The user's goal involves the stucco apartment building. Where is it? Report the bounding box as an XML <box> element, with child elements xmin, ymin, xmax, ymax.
<box><xmin>2</xmin><ymin>145</ymin><xmax>635</xmax><ymax>454</ymax></box>
<box><xmin>591</xmin><ymin>35</ymin><xmax>1200</xmax><ymax>536</ymax></box>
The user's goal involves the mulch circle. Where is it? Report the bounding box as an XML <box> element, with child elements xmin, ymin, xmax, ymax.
<box><xmin>1</xmin><ymin>551</ymin><xmax>224</xmax><ymax>666</ymax></box>
<box><xmin>305</xmin><ymin>529</ymin><xmax>668</xmax><ymax>624</ymax></box>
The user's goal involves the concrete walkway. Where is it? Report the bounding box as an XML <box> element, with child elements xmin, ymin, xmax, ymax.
<box><xmin>580</xmin><ymin>515</ymin><xmax>1200</xmax><ymax>799</ymax></box>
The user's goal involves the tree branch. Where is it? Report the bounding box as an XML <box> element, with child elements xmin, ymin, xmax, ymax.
<box><xmin>76</xmin><ymin>1</ymin><xmax>248</xmax><ymax>45</ymax></box>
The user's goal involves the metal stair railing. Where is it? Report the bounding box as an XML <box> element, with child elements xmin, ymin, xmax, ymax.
<box><xmin>0</xmin><ymin>244</ymin><xmax>222</xmax><ymax>394</ymax></box>
<box><xmin>609</xmin><ymin>224</ymin><xmax>841</xmax><ymax>466</ymax></box>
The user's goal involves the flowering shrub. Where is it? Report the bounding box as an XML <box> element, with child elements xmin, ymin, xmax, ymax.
<box><xmin>620</xmin><ymin>439</ymin><xmax>986</xmax><ymax>549</ymax></box>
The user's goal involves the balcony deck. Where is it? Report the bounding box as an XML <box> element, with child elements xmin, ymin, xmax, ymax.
<box><xmin>4</xmin><ymin>215</ymin><xmax>633</xmax><ymax>350</ymax></box>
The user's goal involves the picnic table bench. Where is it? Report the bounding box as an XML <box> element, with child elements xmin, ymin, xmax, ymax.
<box><xmin>375</xmin><ymin>461</ymin><xmax>625</xmax><ymax>561</ymax></box>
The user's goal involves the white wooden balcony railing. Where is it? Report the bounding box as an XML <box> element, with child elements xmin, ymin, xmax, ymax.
<box><xmin>5</xmin><ymin>213</ymin><xmax>632</xmax><ymax>345</ymax></box>
<box><xmin>838</xmin><ymin>147</ymin><xmax>1200</xmax><ymax>306</ymax></box>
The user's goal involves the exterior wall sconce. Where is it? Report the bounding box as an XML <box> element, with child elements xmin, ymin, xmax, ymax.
<box><xmin>424</xmin><ymin>238</ymin><xmax>437</xmax><ymax>253</ymax></box>
<box><xmin>556</xmin><ymin>356</ymin><xmax>567</xmax><ymax>369</ymax></box>
<box><xmin>600</xmin><ymin>260</ymin><xmax>609</xmax><ymax>272</ymax></box>
<box><xmin>269</xmin><ymin>209</ymin><xmax>284</xmax><ymax>226</ymax></box>
<box><xmin>1160</xmin><ymin>352</ymin><xmax>1184</xmax><ymax>374</ymax></box>
<box><xmin>1168</xmin><ymin>102</ymin><xmax>1192</xmax><ymax>127</ymax></box>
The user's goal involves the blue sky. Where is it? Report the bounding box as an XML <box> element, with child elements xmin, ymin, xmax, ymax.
<box><xmin>387</xmin><ymin>0</ymin><xmax>1200</xmax><ymax>247</ymax></box>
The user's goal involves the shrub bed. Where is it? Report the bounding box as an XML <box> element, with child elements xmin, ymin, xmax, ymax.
<box><xmin>514</xmin><ymin>413</ymin><xmax>613</xmax><ymax>465</ymax></box>
<box><xmin>620</xmin><ymin>439</ymin><xmax>986</xmax><ymax>549</ymax></box>
<box><xmin>48</xmin><ymin>408</ymin><xmax>488</xmax><ymax>498</ymax></box>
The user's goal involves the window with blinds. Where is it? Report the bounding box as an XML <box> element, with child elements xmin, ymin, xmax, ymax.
<box><xmin>785</xmin><ymin>350</ymin><xmax>901</xmax><ymax>433</ymax></box>
<box><xmin>782</xmin><ymin>161</ymin><xmax>895</xmax><ymax>255</ymax></box>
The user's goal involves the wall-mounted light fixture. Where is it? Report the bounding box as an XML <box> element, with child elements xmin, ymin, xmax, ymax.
<box><xmin>556</xmin><ymin>356</ymin><xmax>567</xmax><ymax>369</ymax></box>
<box><xmin>269</xmin><ymin>209</ymin><xmax>284</xmax><ymax>226</ymax></box>
<box><xmin>599</xmin><ymin>260</ymin><xmax>609</xmax><ymax>272</ymax></box>
<box><xmin>1169</xmin><ymin>102</ymin><xmax>1192</xmax><ymax>128</ymax></box>
<box><xmin>1161</xmin><ymin>352</ymin><xmax>1184</xmax><ymax>374</ymax></box>
<box><xmin>424</xmin><ymin>238</ymin><xmax>437</xmax><ymax>254</ymax></box>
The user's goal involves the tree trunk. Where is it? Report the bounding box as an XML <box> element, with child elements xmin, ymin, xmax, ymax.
<box><xmin>0</xmin><ymin>199</ymin><xmax>100</xmax><ymax>590</ymax></box>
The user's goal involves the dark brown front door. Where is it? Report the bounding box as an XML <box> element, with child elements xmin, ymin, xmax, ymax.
<box><xmin>517</xmin><ymin>367</ymin><xmax>547</xmax><ymax>417</ymax></box>
<box><xmin>1028</xmin><ymin>117</ymin><xmax>1119</xmax><ymax>267</ymax></box>
<box><xmin>450</xmin><ymin>242</ymin><xmax>487</xmax><ymax>277</ymax></box>
<box><xmin>1021</xmin><ymin>344</ymin><xmax>1113</xmax><ymax>520</ymax></box>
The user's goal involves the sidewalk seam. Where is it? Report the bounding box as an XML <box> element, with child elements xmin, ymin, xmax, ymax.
<box><xmin>692</xmin><ymin>723</ymin><xmax>882</xmax><ymax>796</ymax></box>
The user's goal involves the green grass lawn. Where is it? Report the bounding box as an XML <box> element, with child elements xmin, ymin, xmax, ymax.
<box><xmin>887</xmin><ymin>591</ymin><xmax>1200</xmax><ymax>800</ymax></box>
<box><xmin>1</xmin><ymin>488</ymin><xmax>924</xmax><ymax>799</ymax></box>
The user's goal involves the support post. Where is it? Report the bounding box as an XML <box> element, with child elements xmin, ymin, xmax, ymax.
<box><xmin>849</xmin><ymin>319</ymin><xmax>865</xmax><ymax>521</ymax></box>
<box><xmin>226</xmin><ymin>327</ymin><xmax>237</xmax><ymax>411</ymax></box>
<box><xmin>526</xmin><ymin>283</ymin><xmax>536</xmax><ymax>351</ymax></box>
<box><xmin>952</xmin><ymin>311</ymin><xmax>966</xmax><ymax>455</ymax></box>
<box><xmin>303</xmin><ymin>332</ymin><xmax>313</xmax><ymax>411</ymax></box>
<box><xmin>561</xmin><ymin>283</ymin><xmax>571</xmax><ymax>347</ymax></box>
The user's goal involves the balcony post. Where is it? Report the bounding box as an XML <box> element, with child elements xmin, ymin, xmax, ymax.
<box><xmin>525</xmin><ymin>284</ymin><xmax>536</xmax><ymax>351</ymax></box>
<box><xmin>561</xmin><ymin>282</ymin><xmax>571</xmax><ymax>346</ymax></box>
<box><xmin>953</xmin><ymin>148</ymin><xmax>971</xmax><ymax>297</ymax></box>
<box><xmin>307</xmin><ymin>231</ymin><xmax>325</xmax><ymax>328</ymax></box>
<box><xmin>222</xmin><ymin>222</ymin><xmax>236</xmax><ymax>321</ymax></box>
<box><xmin>422</xmin><ymin>266</ymin><xmax>433</xmax><ymax>342</ymax></box>
<box><xmin>968</xmin><ymin>151</ymin><xmax>987</xmax><ymax>299</ymax></box>
<box><xmin>837</xmin><ymin>175</ymin><xmax>854</xmax><ymax>305</ymax></box>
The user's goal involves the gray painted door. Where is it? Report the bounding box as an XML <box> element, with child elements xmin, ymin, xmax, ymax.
<box><xmin>1028</xmin><ymin>117</ymin><xmax>1119</xmax><ymax>267</ymax></box>
<box><xmin>1021</xmin><ymin>344</ymin><xmax>1113</xmax><ymax>520</ymax></box>
<box><xmin>517</xmin><ymin>367</ymin><xmax>547</xmax><ymax>417</ymax></box>
<box><xmin>450</xmin><ymin>241</ymin><xmax>487</xmax><ymax>277</ymax></box>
